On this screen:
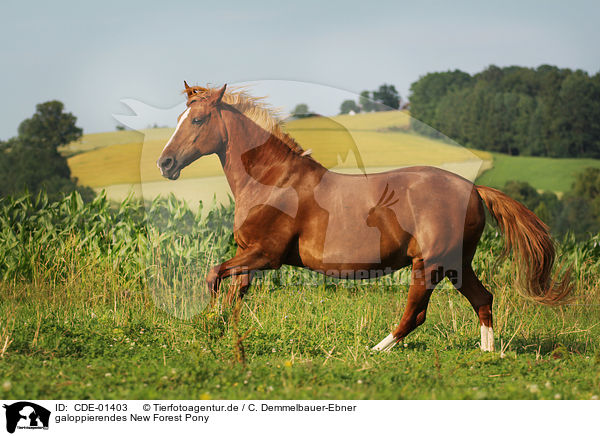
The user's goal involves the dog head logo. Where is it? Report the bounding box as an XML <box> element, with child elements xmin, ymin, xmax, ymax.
<box><xmin>3</xmin><ymin>402</ymin><xmax>50</xmax><ymax>434</ymax></box>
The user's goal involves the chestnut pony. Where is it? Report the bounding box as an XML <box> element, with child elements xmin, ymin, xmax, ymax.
<box><xmin>157</xmin><ymin>83</ymin><xmax>571</xmax><ymax>352</ymax></box>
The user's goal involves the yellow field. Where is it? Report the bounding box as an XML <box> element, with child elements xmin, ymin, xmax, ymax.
<box><xmin>285</xmin><ymin>115</ymin><xmax>488</xmax><ymax>173</ymax></box>
<box><xmin>60</xmin><ymin>129</ymin><xmax>145</xmax><ymax>156</ymax></box>
<box><xmin>67</xmin><ymin>112</ymin><xmax>492</xmax><ymax>203</ymax></box>
<box><xmin>289</xmin><ymin>110</ymin><xmax>411</xmax><ymax>131</ymax></box>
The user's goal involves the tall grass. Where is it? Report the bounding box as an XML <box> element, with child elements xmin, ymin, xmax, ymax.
<box><xmin>0</xmin><ymin>191</ymin><xmax>599</xmax><ymax>399</ymax></box>
<box><xmin>1</xmin><ymin>190</ymin><xmax>598</xmax><ymax>328</ymax></box>
<box><xmin>0</xmin><ymin>191</ymin><xmax>234</xmax><ymax>283</ymax></box>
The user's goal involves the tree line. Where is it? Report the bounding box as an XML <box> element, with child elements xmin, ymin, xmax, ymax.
<box><xmin>339</xmin><ymin>84</ymin><xmax>402</xmax><ymax>114</ymax></box>
<box><xmin>301</xmin><ymin>83</ymin><xmax>403</xmax><ymax>117</ymax></box>
<box><xmin>409</xmin><ymin>65</ymin><xmax>600</xmax><ymax>158</ymax></box>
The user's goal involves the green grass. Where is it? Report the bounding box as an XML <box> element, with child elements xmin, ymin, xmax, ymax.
<box><xmin>475</xmin><ymin>152</ymin><xmax>600</xmax><ymax>193</ymax></box>
<box><xmin>0</xmin><ymin>193</ymin><xmax>599</xmax><ymax>400</ymax></box>
<box><xmin>2</xmin><ymin>283</ymin><xmax>599</xmax><ymax>400</ymax></box>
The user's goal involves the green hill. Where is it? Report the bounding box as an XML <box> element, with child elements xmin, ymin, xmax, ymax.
<box><xmin>475</xmin><ymin>152</ymin><xmax>600</xmax><ymax>194</ymax></box>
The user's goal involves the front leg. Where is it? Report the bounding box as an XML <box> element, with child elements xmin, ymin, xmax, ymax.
<box><xmin>206</xmin><ymin>246</ymin><xmax>276</xmax><ymax>305</ymax></box>
<box><xmin>226</xmin><ymin>273</ymin><xmax>252</xmax><ymax>306</ymax></box>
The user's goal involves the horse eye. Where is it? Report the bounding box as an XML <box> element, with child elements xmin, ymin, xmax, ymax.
<box><xmin>192</xmin><ymin>114</ymin><xmax>210</xmax><ymax>125</ymax></box>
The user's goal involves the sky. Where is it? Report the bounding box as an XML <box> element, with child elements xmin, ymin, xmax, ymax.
<box><xmin>1</xmin><ymin>0</ymin><xmax>599</xmax><ymax>139</ymax></box>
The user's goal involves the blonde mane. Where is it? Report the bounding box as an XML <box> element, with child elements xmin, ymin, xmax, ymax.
<box><xmin>185</xmin><ymin>85</ymin><xmax>312</xmax><ymax>158</ymax></box>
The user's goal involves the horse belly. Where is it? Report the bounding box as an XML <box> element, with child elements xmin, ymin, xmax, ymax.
<box><xmin>293</xmin><ymin>232</ymin><xmax>413</xmax><ymax>279</ymax></box>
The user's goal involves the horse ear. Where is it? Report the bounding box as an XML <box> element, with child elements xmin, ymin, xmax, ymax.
<box><xmin>211</xmin><ymin>84</ymin><xmax>227</xmax><ymax>105</ymax></box>
<box><xmin>184</xmin><ymin>80</ymin><xmax>194</xmax><ymax>98</ymax></box>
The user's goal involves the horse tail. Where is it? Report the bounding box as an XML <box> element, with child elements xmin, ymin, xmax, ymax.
<box><xmin>475</xmin><ymin>185</ymin><xmax>572</xmax><ymax>305</ymax></box>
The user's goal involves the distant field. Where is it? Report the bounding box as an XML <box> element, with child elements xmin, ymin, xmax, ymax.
<box><xmin>60</xmin><ymin>129</ymin><xmax>146</xmax><ymax>156</ymax></box>
<box><xmin>475</xmin><ymin>152</ymin><xmax>600</xmax><ymax>193</ymax></box>
<box><xmin>68</xmin><ymin>130</ymin><xmax>226</xmax><ymax>187</ymax></box>
<box><xmin>291</xmin><ymin>110</ymin><xmax>411</xmax><ymax>131</ymax></box>
<box><xmin>285</xmin><ymin>115</ymin><xmax>488</xmax><ymax>175</ymax></box>
<box><xmin>67</xmin><ymin>112</ymin><xmax>491</xmax><ymax>191</ymax></box>
<box><xmin>67</xmin><ymin>111</ymin><xmax>600</xmax><ymax>199</ymax></box>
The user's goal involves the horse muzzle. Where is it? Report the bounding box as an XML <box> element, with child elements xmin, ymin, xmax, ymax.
<box><xmin>157</xmin><ymin>155</ymin><xmax>181</xmax><ymax>180</ymax></box>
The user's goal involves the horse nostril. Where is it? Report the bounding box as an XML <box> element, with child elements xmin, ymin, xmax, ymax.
<box><xmin>159</xmin><ymin>156</ymin><xmax>175</xmax><ymax>171</ymax></box>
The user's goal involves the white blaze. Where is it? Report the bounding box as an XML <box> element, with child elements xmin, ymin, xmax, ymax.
<box><xmin>161</xmin><ymin>107</ymin><xmax>191</xmax><ymax>154</ymax></box>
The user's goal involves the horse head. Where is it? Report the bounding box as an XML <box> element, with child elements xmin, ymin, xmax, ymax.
<box><xmin>157</xmin><ymin>82</ymin><xmax>228</xmax><ymax>180</ymax></box>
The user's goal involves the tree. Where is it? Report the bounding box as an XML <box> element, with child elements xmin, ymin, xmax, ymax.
<box><xmin>570</xmin><ymin>167</ymin><xmax>600</xmax><ymax>221</ymax></box>
<box><xmin>372</xmin><ymin>84</ymin><xmax>401</xmax><ymax>111</ymax></box>
<box><xmin>555</xmin><ymin>194</ymin><xmax>597</xmax><ymax>238</ymax></box>
<box><xmin>18</xmin><ymin>101</ymin><xmax>82</xmax><ymax>151</ymax></box>
<box><xmin>341</xmin><ymin>84</ymin><xmax>402</xmax><ymax>115</ymax></box>
<box><xmin>359</xmin><ymin>91</ymin><xmax>375</xmax><ymax>112</ymax></box>
<box><xmin>500</xmin><ymin>180</ymin><xmax>561</xmax><ymax>230</ymax></box>
<box><xmin>0</xmin><ymin>101</ymin><xmax>93</xmax><ymax>201</ymax></box>
<box><xmin>339</xmin><ymin>100</ymin><xmax>360</xmax><ymax>114</ymax></box>
<box><xmin>291</xmin><ymin>103</ymin><xmax>310</xmax><ymax>118</ymax></box>
<box><xmin>556</xmin><ymin>71</ymin><xmax>600</xmax><ymax>158</ymax></box>
<box><xmin>409</xmin><ymin>70</ymin><xmax>472</xmax><ymax>134</ymax></box>
<box><xmin>502</xmin><ymin>180</ymin><xmax>545</xmax><ymax>210</ymax></box>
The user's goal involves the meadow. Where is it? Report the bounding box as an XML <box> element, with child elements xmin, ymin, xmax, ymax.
<box><xmin>1</xmin><ymin>192</ymin><xmax>599</xmax><ymax>400</ymax></box>
<box><xmin>475</xmin><ymin>152</ymin><xmax>600</xmax><ymax>194</ymax></box>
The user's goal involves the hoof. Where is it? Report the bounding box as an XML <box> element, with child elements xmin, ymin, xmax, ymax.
<box><xmin>480</xmin><ymin>325</ymin><xmax>495</xmax><ymax>352</ymax></box>
<box><xmin>372</xmin><ymin>333</ymin><xmax>398</xmax><ymax>352</ymax></box>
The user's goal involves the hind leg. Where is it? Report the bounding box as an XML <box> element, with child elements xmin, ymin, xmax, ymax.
<box><xmin>373</xmin><ymin>258</ymin><xmax>438</xmax><ymax>351</ymax></box>
<box><xmin>456</xmin><ymin>264</ymin><xmax>494</xmax><ymax>351</ymax></box>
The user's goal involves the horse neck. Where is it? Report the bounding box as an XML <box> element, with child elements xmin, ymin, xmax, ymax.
<box><xmin>217</xmin><ymin>107</ymin><xmax>323</xmax><ymax>198</ymax></box>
